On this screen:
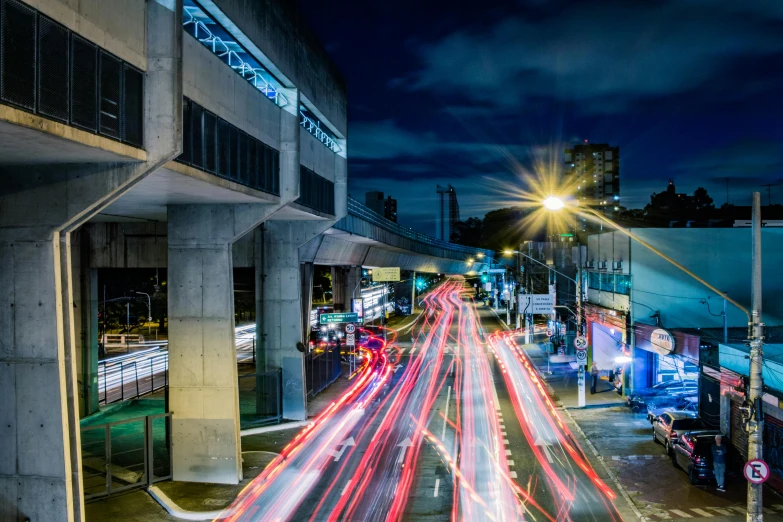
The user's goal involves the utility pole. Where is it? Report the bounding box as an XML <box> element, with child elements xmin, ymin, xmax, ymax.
<box><xmin>516</xmin><ymin>248</ymin><xmax>522</xmax><ymax>329</ymax></box>
<box><xmin>577</xmin><ymin>242</ymin><xmax>585</xmax><ymax>407</ymax></box>
<box><xmin>747</xmin><ymin>192</ymin><xmax>764</xmax><ymax>522</ymax></box>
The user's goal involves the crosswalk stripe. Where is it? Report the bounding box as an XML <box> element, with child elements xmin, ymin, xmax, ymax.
<box><xmin>707</xmin><ymin>508</ymin><xmax>732</xmax><ymax>516</ymax></box>
<box><xmin>669</xmin><ymin>509</ymin><xmax>692</xmax><ymax>518</ymax></box>
<box><xmin>690</xmin><ymin>508</ymin><xmax>713</xmax><ymax>517</ymax></box>
<box><xmin>509</xmin><ymin>471</ymin><xmax>518</xmax><ymax>479</ymax></box>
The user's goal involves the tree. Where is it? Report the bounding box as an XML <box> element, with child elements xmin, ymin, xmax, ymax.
<box><xmin>450</xmin><ymin>217</ymin><xmax>483</xmax><ymax>247</ymax></box>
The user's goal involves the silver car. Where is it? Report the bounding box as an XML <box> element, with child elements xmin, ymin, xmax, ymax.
<box><xmin>652</xmin><ymin>411</ymin><xmax>704</xmax><ymax>455</ymax></box>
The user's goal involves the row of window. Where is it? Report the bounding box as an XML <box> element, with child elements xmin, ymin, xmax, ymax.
<box><xmin>296</xmin><ymin>166</ymin><xmax>335</xmax><ymax>215</ymax></box>
<box><xmin>0</xmin><ymin>0</ymin><xmax>143</xmax><ymax>146</ymax></box>
<box><xmin>587</xmin><ymin>272</ymin><xmax>631</xmax><ymax>295</ymax></box>
<box><xmin>177</xmin><ymin>97</ymin><xmax>280</xmax><ymax>196</ymax></box>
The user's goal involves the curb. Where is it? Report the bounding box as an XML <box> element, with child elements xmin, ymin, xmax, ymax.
<box><xmin>240</xmin><ymin>420</ymin><xmax>311</xmax><ymax>437</ymax></box>
<box><xmin>561</xmin><ymin>407</ymin><xmax>647</xmax><ymax>521</ymax></box>
<box><xmin>147</xmin><ymin>486</ymin><xmax>223</xmax><ymax>521</ymax></box>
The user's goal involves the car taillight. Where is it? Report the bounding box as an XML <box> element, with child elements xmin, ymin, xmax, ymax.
<box><xmin>670</xmin><ymin>431</ymin><xmax>677</xmax><ymax>439</ymax></box>
<box><xmin>694</xmin><ymin>456</ymin><xmax>703</xmax><ymax>464</ymax></box>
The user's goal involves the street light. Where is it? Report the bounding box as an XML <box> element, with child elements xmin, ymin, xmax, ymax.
<box><xmin>543</xmin><ymin>194</ymin><xmax>764</xmax><ymax>521</ymax></box>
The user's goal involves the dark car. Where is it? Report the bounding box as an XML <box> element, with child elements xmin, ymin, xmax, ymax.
<box><xmin>671</xmin><ymin>431</ymin><xmax>726</xmax><ymax>485</ymax></box>
<box><xmin>628</xmin><ymin>380</ymin><xmax>698</xmax><ymax>412</ymax></box>
<box><xmin>653</xmin><ymin>412</ymin><xmax>705</xmax><ymax>455</ymax></box>
<box><xmin>647</xmin><ymin>395</ymin><xmax>698</xmax><ymax>423</ymax></box>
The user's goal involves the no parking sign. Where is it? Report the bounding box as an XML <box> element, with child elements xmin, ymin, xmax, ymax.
<box><xmin>744</xmin><ymin>459</ymin><xmax>770</xmax><ymax>484</ymax></box>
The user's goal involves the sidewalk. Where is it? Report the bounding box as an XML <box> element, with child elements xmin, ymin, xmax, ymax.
<box><xmin>520</xmin><ymin>341</ymin><xmax>626</xmax><ymax>409</ymax></box>
<box><xmin>86</xmin><ymin>363</ymin><xmax>358</xmax><ymax>521</ymax></box>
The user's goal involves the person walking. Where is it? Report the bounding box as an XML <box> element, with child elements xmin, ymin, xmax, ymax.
<box><xmin>712</xmin><ymin>434</ymin><xmax>727</xmax><ymax>491</ymax></box>
<box><xmin>590</xmin><ymin>361</ymin><xmax>599</xmax><ymax>394</ymax></box>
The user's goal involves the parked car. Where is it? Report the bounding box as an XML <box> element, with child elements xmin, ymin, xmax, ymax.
<box><xmin>628</xmin><ymin>380</ymin><xmax>698</xmax><ymax>412</ymax></box>
<box><xmin>647</xmin><ymin>395</ymin><xmax>699</xmax><ymax>424</ymax></box>
<box><xmin>671</xmin><ymin>431</ymin><xmax>726</xmax><ymax>485</ymax></box>
<box><xmin>653</xmin><ymin>411</ymin><xmax>704</xmax><ymax>455</ymax></box>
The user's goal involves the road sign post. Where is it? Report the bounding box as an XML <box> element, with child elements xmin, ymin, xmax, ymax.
<box><xmin>372</xmin><ymin>267</ymin><xmax>400</xmax><ymax>282</ymax></box>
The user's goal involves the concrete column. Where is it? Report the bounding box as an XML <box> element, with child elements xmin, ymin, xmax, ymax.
<box><xmin>263</xmin><ymin>221</ymin><xmax>332</xmax><ymax>420</ymax></box>
<box><xmin>331</xmin><ymin>266</ymin><xmax>347</xmax><ymax>311</ymax></box>
<box><xmin>301</xmin><ymin>262</ymin><xmax>315</xmax><ymax>343</ymax></box>
<box><xmin>344</xmin><ymin>266</ymin><xmax>361</xmax><ymax>312</ymax></box>
<box><xmin>278</xmin><ymin>88</ymin><xmax>301</xmax><ymax>203</ymax></box>
<box><xmin>72</xmin><ymin>229</ymin><xmax>100</xmax><ymax>417</ymax></box>
<box><xmin>168</xmin><ymin>204</ymin><xmax>275</xmax><ymax>484</ymax></box>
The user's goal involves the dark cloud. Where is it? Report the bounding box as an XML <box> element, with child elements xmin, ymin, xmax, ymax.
<box><xmin>412</xmin><ymin>1</ymin><xmax>783</xmax><ymax>114</ymax></box>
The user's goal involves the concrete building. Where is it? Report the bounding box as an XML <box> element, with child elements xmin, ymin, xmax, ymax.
<box><xmin>435</xmin><ymin>184</ymin><xmax>459</xmax><ymax>241</ymax></box>
<box><xmin>564</xmin><ymin>143</ymin><xmax>620</xmax><ymax>223</ymax></box>
<box><xmin>365</xmin><ymin>190</ymin><xmax>385</xmax><ymax>215</ymax></box>
<box><xmin>583</xmin><ymin>228</ymin><xmax>783</xmax><ymax>391</ymax></box>
<box><xmin>365</xmin><ymin>191</ymin><xmax>397</xmax><ymax>222</ymax></box>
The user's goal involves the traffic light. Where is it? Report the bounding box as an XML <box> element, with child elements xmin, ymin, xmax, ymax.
<box><xmin>480</xmin><ymin>273</ymin><xmax>489</xmax><ymax>283</ymax></box>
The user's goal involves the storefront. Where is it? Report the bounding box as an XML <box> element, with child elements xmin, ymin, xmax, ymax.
<box><xmin>633</xmin><ymin>323</ymin><xmax>700</xmax><ymax>386</ymax></box>
<box><xmin>584</xmin><ymin>303</ymin><xmax>628</xmax><ymax>390</ymax></box>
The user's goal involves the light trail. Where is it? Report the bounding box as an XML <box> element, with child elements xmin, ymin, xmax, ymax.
<box><xmin>489</xmin><ymin>330</ymin><xmax>622</xmax><ymax>521</ymax></box>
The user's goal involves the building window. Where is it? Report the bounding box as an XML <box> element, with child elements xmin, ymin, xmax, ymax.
<box><xmin>177</xmin><ymin>97</ymin><xmax>279</xmax><ymax>196</ymax></box>
<box><xmin>0</xmin><ymin>0</ymin><xmax>143</xmax><ymax>146</ymax></box>
<box><xmin>600</xmin><ymin>273</ymin><xmax>614</xmax><ymax>292</ymax></box>
<box><xmin>615</xmin><ymin>275</ymin><xmax>631</xmax><ymax>295</ymax></box>
<box><xmin>296</xmin><ymin>166</ymin><xmax>335</xmax><ymax>215</ymax></box>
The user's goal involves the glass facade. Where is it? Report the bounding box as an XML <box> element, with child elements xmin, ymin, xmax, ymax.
<box><xmin>587</xmin><ymin>271</ymin><xmax>631</xmax><ymax>295</ymax></box>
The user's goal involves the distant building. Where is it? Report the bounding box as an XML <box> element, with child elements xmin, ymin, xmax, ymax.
<box><xmin>384</xmin><ymin>196</ymin><xmax>398</xmax><ymax>222</ymax></box>
<box><xmin>366</xmin><ymin>191</ymin><xmax>385</xmax><ymax>215</ymax></box>
<box><xmin>436</xmin><ymin>185</ymin><xmax>460</xmax><ymax>241</ymax></box>
<box><xmin>565</xmin><ymin>143</ymin><xmax>620</xmax><ymax>227</ymax></box>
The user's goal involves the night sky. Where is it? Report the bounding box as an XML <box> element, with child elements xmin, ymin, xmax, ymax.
<box><xmin>297</xmin><ymin>0</ymin><xmax>783</xmax><ymax>236</ymax></box>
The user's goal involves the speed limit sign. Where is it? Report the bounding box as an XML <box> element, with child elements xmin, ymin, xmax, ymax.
<box><xmin>345</xmin><ymin>323</ymin><xmax>356</xmax><ymax>334</ymax></box>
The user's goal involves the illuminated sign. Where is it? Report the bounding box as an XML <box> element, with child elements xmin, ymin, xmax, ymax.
<box><xmin>650</xmin><ymin>328</ymin><xmax>675</xmax><ymax>356</ymax></box>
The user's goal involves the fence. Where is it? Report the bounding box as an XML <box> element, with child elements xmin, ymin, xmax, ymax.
<box><xmin>238</xmin><ymin>368</ymin><xmax>282</xmax><ymax>429</ymax></box>
<box><xmin>81</xmin><ymin>413</ymin><xmax>172</xmax><ymax>499</ymax></box>
<box><xmin>98</xmin><ymin>349</ymin><xmax>168</xmax><ymax>405</ymax></box>
<box><xmin>305</xmin><ymin>344</ymin><xmax>341</xmax><ymax>398</ymax></box>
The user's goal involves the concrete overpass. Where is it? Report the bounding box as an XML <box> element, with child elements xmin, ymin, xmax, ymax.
<box><xmin>0</xmin><ymin>0</ymin><xmax>486</xmax><ymax>518</ymax></box>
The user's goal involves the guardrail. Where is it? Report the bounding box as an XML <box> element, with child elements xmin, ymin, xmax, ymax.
<box><xmin>344</xmin><ymin>198</ymin><xmax>494</xmax><ymax>257</ymax></box>
<box><xmin>81</xmin><ymin>413</ymin><xmax>172</xmax><ymax>499</ymax></box>
<box><xmin>98</xmin><ymin>347</ymin><xmax>169</xmax><ymax>405</ymax></box>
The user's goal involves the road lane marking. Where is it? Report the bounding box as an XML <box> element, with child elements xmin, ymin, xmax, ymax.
<box><xmin>503</xmin><ymin>439</ymin><xmax>510</xmax><ymax>445</ymax></box>
<box><xmin>708</xmin><ymin>508</ymin><xmax>732</xmax><ymax>516</ymax></box>
<box><xmin>669</xmin><ymin>509</ymin><xmax>692</xmax><ymax>518</ymax></box>
<box><xmin>507</xmin><ymin>460</ymin><xmax>515</xmax><ymax>466</ymax></box>
<box><xmin>442</xmin><ymin>385</ymin><xmax>452</xmax><ymax>441</ymax></box>
<box><xmin>434</xmin><ymin>478</ymin><xmax>440</xmax><ymax>497</ymax></box>
<box><xmin>341</xmin><ymin>480</ymin><xmax>352</xmax><ymax>496</ymax></box>
<box><xmin>542</xmin><ymin>445</ymin><xmax>554</xmax><ymax>464</ymax></box>
<box><xmin>690</xmin><ymin>508</ymin><xmax>713</xmax><ymax>517</ymax></box>
<box><xmin>505</xmin><ymin>449</ymin><xmax>512</xmax><ymax>456</ymax></box>
<box><xmin>509</xmin><ymin>471</ymin><xmax>518</xmax><ymax>479</ymax></box>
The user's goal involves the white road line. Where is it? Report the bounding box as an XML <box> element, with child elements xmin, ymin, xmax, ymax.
<box><xmin>507</xmin><ymin>460</ymin><xmax>515</xmax><ymax>466</ymax></box>
<box><xmin>503</xmin><ymin>439</ymin><xmax>510</xmax><ymax>445</ymax></box>
<box><xmin>708</xmin><ymin>508</ymin><xmax>732</xmax><ymax>516</ymax></box>
<box><xmin>509</xmin><ymin>471</ymin><xmax>518</xmax><ymax>479</ymax></box>
<box><xmin>501</xmin><ymin>431</ymin><xmax>507</xmax><ymax>437</ymax></box>
<box><xmin>434</xmin><ymin>478</ymin><xmax>440</xmax><ymax>498</ymax></box>
<box><xmin>441</xmin><ymin>385</ymin><xmax>452</xmax><ymax>441</ymax></box>
<box><xmin>690</xmin><ymin>508</ymin><xmax>713</xmax><ymax>517</ymax></box>
<box><xmin>543</xmin><ymin>445</ymin><xmax>554</xmax><ymax>464</ymax></box>
<box><xmin>669</xmin><ymin>509</ymin><xmax>692</xmax><ymax>518</ymax></box>
<box><xmin>341</xmin><ymin>480</ymin><xmax>352</xmax><ymax>497</ymax></box>
<box><xmin>505</xmin><ymin>449</ymin><xmax>512</xmax><ymax>456</ymax></box>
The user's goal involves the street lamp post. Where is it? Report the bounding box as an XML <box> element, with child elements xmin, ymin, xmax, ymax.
<box><xmin>543</xmin><ymin>194</ymin><xmax>762</xmax><ymax>520</ymax></box>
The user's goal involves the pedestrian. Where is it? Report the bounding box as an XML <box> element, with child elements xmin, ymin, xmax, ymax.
<box><xmin>712</xmin><ymin>434</ymin><xmax>727</xmax><ymax>491</ymax></box>
<box><xmin>590</xmin><ymin>361</ymin><xmax>599</xmax><ymax>394</ymax></box>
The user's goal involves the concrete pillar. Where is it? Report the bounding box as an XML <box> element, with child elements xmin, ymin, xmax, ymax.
<box><xmin>344</xmin><ymin>266</ymin><xmax>361</xmax><ymax>312</ymax></box>
<box><xmin>263</xmin><ymin>221</ymin><xmax>332</xmax><ymax>420</ymax></box>
<box><xmin>167</xmin><ymin>204</ymin><xmax>275</xmax><ymax>484</ymax></box>
<box><xmin>331</xmin><ymin>266</ymin><xmax>347</xmax><ymax>311</ymax></box>
<box><xmin>278</xmin><ymin>88</ymin><xmax>300</xmax><ymax>203</ymax></box>
<box><xmin>72</xmin><ymin>229</ymin><xmax>100</xmax><ymax>417</ymax></box>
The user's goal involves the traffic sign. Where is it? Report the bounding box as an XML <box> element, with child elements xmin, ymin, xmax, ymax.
<box><xmin>744</xmin><ymin>459</ymin><xmax>770</xmax><ymax>484</ymax></box>
<box><xmin>346</xmin><ymin>333</ymin><xmax>356</xmax><ymax>347</ymax></box>
<box><xmin>575</xmin><ymin>350</ymin><xmax>587</xmax><ymax>363</ymax></box>
<box><xmin>546</xmin><ymin>328</ymin><xmax>553</xmax><ymax>337</ymax></box>
<box><xmin>575</xmin><ymin>336</ymin><xmax>587</xmax><ymax>349</ymax></box>
<box><xmin>345</xmin><ymin>323</ymin><xmax>356</xmax><ymax>334</ymax></box>
<box><xmin>372</xmin><ymin>267</ymin><xmax>401</xmax><ymax>282</ymax></box>
<box><xmin>320</xmin><ymin>312</ymin><xmax>359</xmax><ymax>325</ymax></box>
<box><xmin>519</xmin><ymin>294</ymin><xmax>555</xmax><ymax>314</ymax></box>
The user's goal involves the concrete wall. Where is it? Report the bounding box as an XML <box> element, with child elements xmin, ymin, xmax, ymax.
<box><xmin>33</xmin><ymin>0</ymin><xmax>147</xmax><ymax>70</ymax></box>
<box><xmin>300</xmin><ymin>129</ymin><xmax>336</xmax><ymax>181</ymax></box>
<box><xmin>207</xmin><ymin>0</ymin><xmax>347</xmax><ymax>137</ymax></box>
<box><xmin>585</xmin><ymin>232</ymin><xmax>631</xmax><ymax>312</ymax></box>
<box><xmin>183</xmin><ymin>34</ymin><xmax>282</xmax><ymax>149</ymax></box>
<box><xmin>629</xmin><ymin>228</ymin><xmax>783</xmax><ymax>329</ymax></box>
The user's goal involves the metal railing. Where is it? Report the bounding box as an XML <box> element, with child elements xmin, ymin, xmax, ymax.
<box><xmin>81</xmin><ymin>413</ymin><xmax>172</xmax><ymax>499</ymax></box>
<box><xmin>305</xmin><ymin>344</ymin><xmax>341</xmax><ymax>399</ymax></box>
<box><xmin>343</xmin><ymin>198</ymin><xmax>495</xmax><ymax>257</ymax></box>
<box><xmin>238</xmin><ymin>369</ymin><xmax>282</xmax><ymax>429</ymax></box>
<box><xmin>98</xmin><ymin>348</ymin><xmax>169</xmax><ymax>405</ymax></box>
